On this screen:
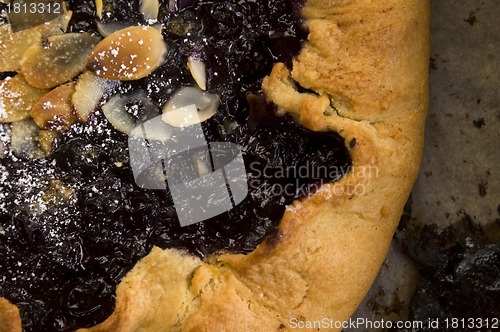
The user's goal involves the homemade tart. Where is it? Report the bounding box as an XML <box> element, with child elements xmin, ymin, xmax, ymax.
<box><xmin>0</xmin><ymin>0</ymin><xmax>429</xmax><ymax>331</ymax></box>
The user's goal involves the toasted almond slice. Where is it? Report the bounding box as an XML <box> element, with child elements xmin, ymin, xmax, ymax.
<box><xmin>161</xmin><ymin>104</ymin><xmax>200</xmax><ymax>128</ymax></box>
<box><xmin>130</xmin><ymin>114</ymin><xmax>173</xmax><ymax>141</ymax></box>
<box><xmin>140</xmin><ymin>0</ymin><xmax>159</xmax><ymax>21</ymax></box>
<box><xmin>0</xmin><ymin>75</ymin><xmax>49</xmax><ymax>123</ymax></box>
<box><xmin>0</xmin><ymin>11</ymin><xmax>72</xmax><ymax>71</ymax></box>
<box><xmin>162</xmin><ymin>87</ymin><xmax>220</xmax><ymax>127</ymax></box>
<box><xmin>102</xmin><ymin>90</ymin><xmax>159</xmax><ymax>134</ymax></box>
<box><xmin>39</xmin><ymin>130</ymin><xmax>59</xmax><ymax>155</ymax></box>
<box><xmin>10</xmin><ymin>118</ymin><xmax>44</xmax><ymax>159</ymax></box>
<box><xmin>168</xmin><ymin>0</ymin><xmax>176</xmax><ymax>11</ymax></box>
<box><xmin>95</xmin><ymin>0</ymin><xmax>103</xmax><ymax>19</ymax></box>
<box><xmin>31</xmin><ymin>82</ymin><xmax>77</xmax><ymax>132</ymax></box>
<box><xmin>73</xmin><ymin>71</ymin><xmax>119</xmax><ymax>122</ymax></box>
<box><xmin>0</xmin><ymin>25</ymin><xmax>42</xmax><ymax>72</ymax></box>
<box><xmin>187</xmin><ymin>57</ymin><xmax>207</xmax><ymax>90</ymax></box>
<box><xmin>88</xmin><ymin>26</ymin><xmax>167</xmax><ymax>81</ymax></box>
<box><xmin>20</xmin><ymin>33</ymin><xmax>101</xmax><ymax>89</ymax></box>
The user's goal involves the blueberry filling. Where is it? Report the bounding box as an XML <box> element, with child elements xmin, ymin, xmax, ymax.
<box><xmin>0</xmin><ymin>0</ymin><xmax>351</xmax><ymax>331</ymax></box>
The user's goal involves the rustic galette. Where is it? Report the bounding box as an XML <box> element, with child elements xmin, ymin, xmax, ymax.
<box><xmin>0</xmin><ymin>0</ymin><xmax>429</xmax><ymax>331</ymax></box>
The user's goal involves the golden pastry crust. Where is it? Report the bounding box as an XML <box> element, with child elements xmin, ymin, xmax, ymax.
<box><xmin>0</xmin><ymin>298</ymin><xmax>21</xmax><ymax>332</ymax></box>
<box><xmin>3</xmin><ymin>0</ymin><xmax>429</xmax><ymax>330</ymax></box>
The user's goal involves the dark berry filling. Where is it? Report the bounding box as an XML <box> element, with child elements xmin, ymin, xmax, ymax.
<box><xmin>0</xmin><ymin>1</ymin><xmax>351</xmax><ymax>331</ymax></box>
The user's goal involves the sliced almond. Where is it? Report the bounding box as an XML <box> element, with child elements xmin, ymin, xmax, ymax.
<box><xmin>140</xmin><ymin>0</ymin><xmax>160</xmax><ymax>22</ymax></box>
<box><xmin>129</xmin><ymin>114</ymin><xmax>173</xmax><ymax>141</ymax></box>
<box><xmin>0</xmin><ymin>25</ymin><xmax>42</xmax><ymax>72</ymax></box>
<box><xmin>187</xmin><ymin>57</ymin><xmax>207</xmax><ymax>90</ymax></box>
<box><xmin>39</xmin><ymin>130</ymin><xmax>59</xmax><ymax>155</ymax></box>
<box><xmin>10</xmin><ymin>118</ymin><xmax>44</xmax><ymax>159</ymax></box>
<box><xmin>31</xmin><ymin>82</ymin><xmax>77</xmax><ymax>132</ymax></box>
<box><xmin>73</xmin><ymin>71</ymin><xmax>119</xmax><ymax>122</ymax></box>
<box><xmin>162</xmin><ymin>87</ymin><xmax>220</xmax><ymax>127</ymax></box>
<box><xmin>102</xmin><ymin>90</ymin><xmax>159</xmax><ymax>134</ymax></box>
<box><xmin>161</xmin><ymin>104</ymin><xmax>200</xmax><ymax>128</ymax></box>
<box><xmin>168</xmin><ymin>0</ymin><xmax>176</xmax><ymax>11</ymax></box>
<box><xmin>20</xmin><ymin>33</ymin><xmax>101</xmax><ymax>89</ymax></box>
<box><xmin>0</xmin><ymin>75</ymin><xmax>49</xmax><ymax>123</ymax></box>
<box><xmin>95</xmin><ymin>0</ymin><xmax>103</xmax><ymax>19</ymax></box>
<box><xmin>0</xmin><ymin>11</ymin><xmax>72</xmax><ymax>71</ymax></box>
<box><xmin>88</xmin><ymin>26</ymin><xmax>167</xmax><ymax>81</ymax></box>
